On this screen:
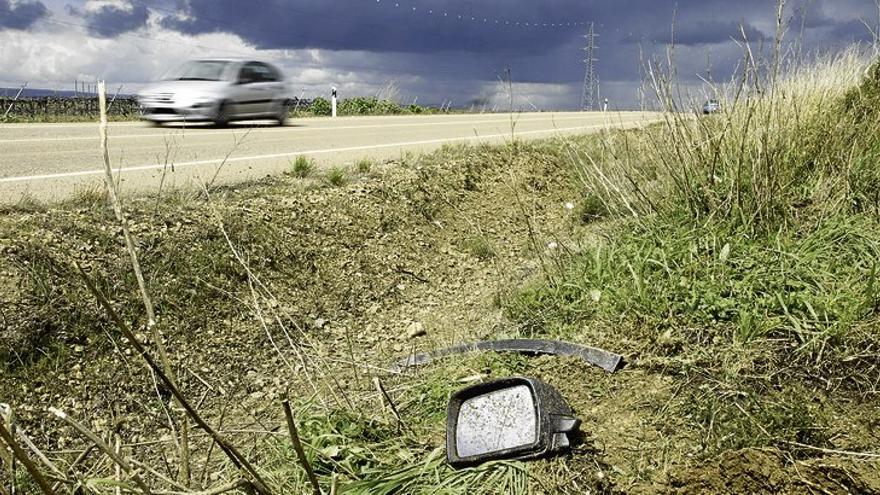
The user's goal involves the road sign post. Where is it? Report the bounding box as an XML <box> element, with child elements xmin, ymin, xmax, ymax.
<box><xmin>331</xmin><ymin>87</ymin><xmax>338</xmax><ymax>118</ymax></box>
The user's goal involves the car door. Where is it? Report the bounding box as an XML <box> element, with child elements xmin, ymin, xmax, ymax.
<box><xmin>251</xmin><ymin>62</ymin><xmax>284</xmax><ymax>115</ymax></box>
<box><xmin>230</xmin><ymin>62</ymin><xmax>266</xmax><ymax>116</ymax></box>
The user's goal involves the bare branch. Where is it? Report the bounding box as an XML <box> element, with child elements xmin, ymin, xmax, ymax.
<box><xmin>0</xmin><ymin>418</ymin><xmax>56</xmax><ymax>495</ymax></box>
<box><xmin>281</xmin><ymin>399</ymin><xmax>321</xmax><ymax>495</ymax></box>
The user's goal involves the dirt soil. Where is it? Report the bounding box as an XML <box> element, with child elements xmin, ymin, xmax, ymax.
<box><xmin>1</xmin><ymin>138</ymin><xmax>878</xmax><ymax>493</ymax></box>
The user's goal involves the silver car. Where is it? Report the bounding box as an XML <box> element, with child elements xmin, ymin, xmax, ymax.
<box><xmin>702</xmin><ymin>99</ymin><xmax>721</xmax><ymax>115</ymax></box>
<box><xmin>138</xmin><ymin>59</ymin><xmax>292</xmax><ymax>126</ymax></box>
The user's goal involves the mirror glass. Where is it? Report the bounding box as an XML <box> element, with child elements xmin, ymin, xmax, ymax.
<box><xmin>455</xmin><ymin>385</ymin><xmax>537</xmax><ymax>458</ymax></box>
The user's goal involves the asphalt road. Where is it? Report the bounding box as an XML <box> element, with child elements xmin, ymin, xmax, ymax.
<box><xmin>0</xmin><ymin>112</ymin><xmax>658</xmax><ymax>202</ymax></box>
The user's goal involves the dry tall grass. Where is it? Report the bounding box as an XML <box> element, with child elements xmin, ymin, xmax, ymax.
<box><xmin>579</xmin><ymin>45</ymin><xmax>878</xmax><ymax>233</ymax></box>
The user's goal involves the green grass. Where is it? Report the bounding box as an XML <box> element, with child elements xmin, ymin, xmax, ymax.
<box><xmin>574</xmin><ymin>194</ymin><xmax>607</xmax><ymax>224</ymax></box>
<box><xmin>503</xmin><ymin>41</ymin><xmax>880</xmax><ymax>470</ymax></box>
<box><xmin>1</xmin><ymin>114</ymin><xmax>137</xmax><ymax>124</ymax></box>
<box><xmin>356</xmin><ymin>158</ymin><xmax>374</xmax><ymax>174</ymax></box>
<box><xmin>513</xmin><ymin>216</ymin><xmax>880</xmax><ymax>348</ymax></box>
<box><xmin>325</xmin><ymin>167</ymin><xmax>348</xmax><ymax>187</ymax></box>
<box><xmin>294</xmin><ymin>97</ymin><xmax>443</xmax><ymax>117</ymax></box>
<box><xmin>461</xmin><ymin>236</ymin><xmax>496</xmax><ymax>260</ymax></box>
<box><xmin>680</xmin><ymin>383</ymin><xmax>829</xmax><ymax>456</ymax></box>
<box><xmin>258</xmin><ymin>354</ymin><xmax>565</xmax><ymax>494</ymax></box>
<box><xmin>262</xmin><ymin>408</ymin><xmax>528</xmax><ymax>495</ymax></box>
<box><xmin>290</xmin><ymin>156</ymin><xmax>315</xmax><ymax>178</ymax></box>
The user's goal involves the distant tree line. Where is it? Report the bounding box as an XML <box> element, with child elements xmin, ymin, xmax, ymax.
<box><xmin>301</xmin><ymin>96</ymin><xmax>439</xmax><ymax>116</ymax></box>
<box><xmin>1</xmin><ymin>96</ymin><xmax>444</xmax><ymax>122</ymax></box>
<box><xmin>1</xmin><ymin>96</ymin><xmax>141</xmax><ymax>120</ymax></box>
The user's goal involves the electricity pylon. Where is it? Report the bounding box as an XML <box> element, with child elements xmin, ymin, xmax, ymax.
<box><xmin>581</xmin><ymin>23</ymin><xmax>600</xmax><ymax>111</ymax></box>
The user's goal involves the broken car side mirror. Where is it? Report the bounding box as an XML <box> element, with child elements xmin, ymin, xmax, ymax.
<box><xmin>446</xmin><ymin>377</ymin><xmax>580</xmax><ymax>468</ymax></box>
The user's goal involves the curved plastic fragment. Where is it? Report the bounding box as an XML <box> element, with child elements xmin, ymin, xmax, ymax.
<box><xmin>391</xmin><ymin>339</ymin><xmax>624</xmax><ymax>374</ymax></box>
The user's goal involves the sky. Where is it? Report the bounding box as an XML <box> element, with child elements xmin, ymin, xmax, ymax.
<box><xmin>0</xmin><ymin>0</ymin><xmax>876</xmax><ymax>109</ymax></box>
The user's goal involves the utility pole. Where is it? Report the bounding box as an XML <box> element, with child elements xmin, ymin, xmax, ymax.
<box><xmin>581</xmin><ymin>23</ymin><xmax>600</xmax><ymax>111</ymax></box>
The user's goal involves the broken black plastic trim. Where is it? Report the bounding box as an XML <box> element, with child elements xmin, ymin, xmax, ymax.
<box><xmin>391</xmin><ymin>339</ymin><xmax>624</xmax><ymax>374</ymax></box>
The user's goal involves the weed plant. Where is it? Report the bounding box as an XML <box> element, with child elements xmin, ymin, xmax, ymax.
<box><xmin>291</xmin><ymin>156</ymin><xmax>314</xmax><ymax>178</ymax></box>
<box><xmin>356</xmin><ymin>159</ymin><xmax>373</xmax><ymax>174</ymax></box>
<box><xmin>326</xmin><ymin>167</ymin><xmax>348</xmax><ymax>187</ymax></box>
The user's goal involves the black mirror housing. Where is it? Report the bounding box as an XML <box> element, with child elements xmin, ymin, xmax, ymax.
<box><xmin>446</xmin><ymin>376</ymin><xmax>580</xmax><ymax>468</ymax></box>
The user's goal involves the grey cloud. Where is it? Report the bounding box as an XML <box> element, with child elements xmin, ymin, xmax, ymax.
<box><xmin>622</xmin><ymin>21</ymin><xmax>766</xmax><ymax>45</ymax></box>
<box><xmin>159</xmin><ymin>0</ymin><xmax>585</xmax><ymax>55</ymax></box>
<box><xmin>0</xmin><ymin>0</ymin><xmax>49</xmax><ymax>30</ymax></box>
<box><xmin>160</xmin><ymin>0</ymin><xmax>865</xmax><ymax>107</ymax></box>
<box><xmin>71</xmin><ymin>1</ymin><xmax>150</xmax><ymax>38</ymax></box>
<box><xmin>8</xmin><ymin>0</ymin><xmax>877</xmax><ymax>109</ymax></box>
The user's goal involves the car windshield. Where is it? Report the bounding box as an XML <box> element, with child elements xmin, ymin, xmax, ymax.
<box><xmin>165</xmin><ymin>61</ymin><xmax>230</xmax><ymax>81</ymax></box>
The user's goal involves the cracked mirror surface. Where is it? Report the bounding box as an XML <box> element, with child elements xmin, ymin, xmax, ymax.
<box><xmin>455</xmin><ymin>385</ymin><xmax>538</xmax><ymax>458</ymax></box>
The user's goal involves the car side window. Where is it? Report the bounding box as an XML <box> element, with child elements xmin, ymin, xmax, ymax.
<box><xmin>266</xmin><ymin>64</ymin><xmax>282</xmax><ymax>82</ymax></box>
<box><xmin>238</xmin><ymin>63</ymin><xmax>259</xmax><ymax>84</ymax></box>
<box><xmin>253</xmin><ymin>63</ymin><xmax>277</xmax><ymax>83</ymax></box>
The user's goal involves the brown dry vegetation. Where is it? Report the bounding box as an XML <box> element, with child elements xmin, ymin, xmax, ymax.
<box><xmin>0</xmin><ymin>124</ymin><xmax>878</xmax><ymax>493</ymax></box>
<box><xmin>3</xmin><ymin>37</ymin><xmax>880</xmax><ymax>495</ymax></box>
<box><xmin>0</xmin><ymin>139</ymin><xmax>591</xmax><ymax>493</ymax></box>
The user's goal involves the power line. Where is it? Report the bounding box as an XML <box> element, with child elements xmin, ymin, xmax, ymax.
<box><xmin>373</xmin><ymin>0</ymin><xmax>588</xmax><ymax>29</ymax></box>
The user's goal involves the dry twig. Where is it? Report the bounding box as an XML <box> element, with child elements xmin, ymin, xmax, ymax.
<box><xmin>372</xmin><ymin>378</ymin><xmax>410</xmax><ymax>434</ymax></box>
<box><xmin>48</xmin><ymin>408</ymin><xmax>152</xmax><ymax>494</ymax></box>
<box><xmin>281</xmin><ymin>399</ymin><xmax>321</xmax><ymax>495</ymax></box>
<box><xmin>0</xmin><ymin>419</ymin><xmax>56</xmax><ymax>495</ymax></box>
<box><xmin>74</xmin><ymin>263</ymin><xmax>275</xmax><ymax>495</ymax></box>
<box><xmin>97</xmin><ymin>80</ymin><xmax>192</xmax><ymax>485</ymax></box>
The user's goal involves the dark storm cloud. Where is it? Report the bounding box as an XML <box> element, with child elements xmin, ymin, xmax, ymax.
<box><xmin>829</xmin><ymin>19</ymin><xmax>874</xmax><ymax>43</ymax></box>
<box><xmin>71</xmin><ymin>1</ymin><xmax>150</xmax><ymax>38</ymax></box>
<box><xmin>26</xmin><ymin>0</ymin><xmax>872</xmax><ymax>108</ymax></box>
<box><xmin>154</xmin><ymin>0</ymin><xmax>795</xmax><ymax>53</ymax></box>
<box><xmin>145</xmin><ymin>0</ymin><xmax>877</xmax><ymax>102</ymax></box>
<box><xmin>622</xmin><ymin>21</ymin><xmax>766</xmax><ymax>46</ymax></box>
<box><xmin>0</xmin><ymin>0</ymin><xmax>49</xmax><ymax>30</ymax></box>
<box><xmin>160</xmin><ymin>0</ymin><xmax>587</xmax><ymax>54</ymax></box>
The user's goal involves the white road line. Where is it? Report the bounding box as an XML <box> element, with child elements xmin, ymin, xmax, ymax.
<box><xmin>0</xmin><ymin>114</ymin><xmax>605</xmax><ymax>144</ymax></box>
<box><xmin>0</xmin><ymin>122</ymin><xmax>636</xmax><ymax>184</ymax></box>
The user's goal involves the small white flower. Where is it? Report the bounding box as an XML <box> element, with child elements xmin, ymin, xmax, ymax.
<box><xmin>564</xmin><ymin>202</ymin><xmax>575</xmax><ymax>211</ymax></box>
<box><xmin>548</xmin><ymin>241</ymin><xmax>558</xmax><ymax>250</ymax></box>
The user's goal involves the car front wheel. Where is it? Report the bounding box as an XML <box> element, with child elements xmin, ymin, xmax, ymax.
<box><xmin>214</xmin><ymin>101</ymin><xmax>231</xmax><ymax>127</ymax></box>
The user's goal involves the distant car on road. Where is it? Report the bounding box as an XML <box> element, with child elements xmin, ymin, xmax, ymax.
<box><xmin>138</xmin><ymin>59</ymin><xmax>291</xmax><ymax>126</ymax></box>
<box><xmin>702</xmin><ymin>99</ymin><xmax>722</xmax><ymax>115</ymax></box>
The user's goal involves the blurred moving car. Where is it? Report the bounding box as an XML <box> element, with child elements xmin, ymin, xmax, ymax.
<box><xmin>138</xmin><ymin>59</ymin><xmax>292</xmax><ymax>126</ymax></box>
<box><xmin>702</xmin><ymin>99</ymin><xmax>722</xmax><ymax>114</ymax></box>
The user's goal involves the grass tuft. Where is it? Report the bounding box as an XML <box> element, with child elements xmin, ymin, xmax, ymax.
<box><xmin>325</xmin><ymin>167</ymin><xmax>349</xmax><ymax>187</ymax></box>
<box><xmin>356</xmin><ymin>158</ymin><xmax>374</xmax><ymax>174</ymax></box>
<box><xmin>291</xmin><ymin>156</ymin><xmax>315</xmax><ymax>178</ymax></box>
<box><xmin>575</xmin><ymin>195</ymin><xmax>608</xmax><ymax>224</ymax></box>
<box><xmin>461</xmin><ymin>236</ymin><xmax>496</xmax><ymax>260</ymax></box>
